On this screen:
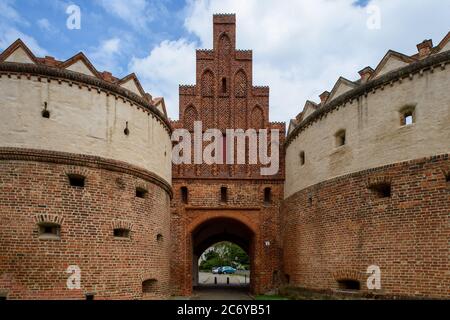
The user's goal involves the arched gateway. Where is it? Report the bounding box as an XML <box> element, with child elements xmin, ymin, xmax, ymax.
<box><xmin>170</xmin><ymin>14</ymin><xmax>285</xmax><ymax>296</ymax></box>
<box><xmin>190</xmin><ymin>216</ymin><xmax>255</xmax><ymax>291</ymax></box>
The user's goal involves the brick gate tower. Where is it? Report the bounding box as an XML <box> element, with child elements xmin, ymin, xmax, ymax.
<box><xmin>170</xmin><ymin>14</ymin><xmax>285</xmax><ymax>296</ymax></box>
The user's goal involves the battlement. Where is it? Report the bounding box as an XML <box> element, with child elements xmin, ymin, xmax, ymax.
<box><xmin>196</xmin><ymin>50</ymin><xmax>214</xmax><ymax>60</ymax></box>
<box><xmin>179</xmin><ymin>85</ymin><xmax>196</xmax><ymax>95</ymax></box>
<box><xmin>236</xmin><ymin>50</ymin><xmax>252</xmax><ymax>60</ymax></box>
<box><xmin>270</xmin><ymin>122</ymin><xmax>287</xmax><ymax>131</ymax></box>
<box><xmin>252</xmin><ymin>86</ymin><xmax>270</xmax><ymax>96</ymax></box>
<box><xmin>213</xmin><ymin>14</ymin><xmax>236</xmax><ymax>24</ymax></box>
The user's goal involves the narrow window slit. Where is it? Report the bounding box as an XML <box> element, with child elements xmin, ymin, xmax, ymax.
<box><xmin>221</xmin><ymin>186</ymin><xmax>228</xmax><ymax>203</ymax></box>
<box><xmin>181</xmin><ymin>187</ymin><xmax>188</xmax><ymax>204</ymax></box>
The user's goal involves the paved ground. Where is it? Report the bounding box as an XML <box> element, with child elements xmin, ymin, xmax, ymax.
<box><xmin>172</xmin><ymin>272</ymin><xmax>252</xmax><ymax>300</ymax></box>
<box><xmin>191</xmin><ymin>286</ymin><xmax>252</xmax><ymax>300</ymax></box>
<box><xmin>198</xmin><ymin>272</ymin><xmax>250</xmax><ymax>286</ymax></box>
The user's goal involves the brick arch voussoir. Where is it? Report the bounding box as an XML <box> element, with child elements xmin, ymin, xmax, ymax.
<box><xmin>187</xmin><ymin>211</ymin><xmax>258</xmax><ymax>237</ymax></box>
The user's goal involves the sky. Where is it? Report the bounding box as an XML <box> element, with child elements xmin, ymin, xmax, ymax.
<box><xmin>0</xmin><ymin>0</ymin><xmax>448</xmax><ymax>122</ymax></box>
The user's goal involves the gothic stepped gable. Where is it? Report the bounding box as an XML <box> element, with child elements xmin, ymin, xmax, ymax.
<box><xmin>170</xmin><ymin>14</ymin><xmax>285</xmax><ymax>297</ymax></box>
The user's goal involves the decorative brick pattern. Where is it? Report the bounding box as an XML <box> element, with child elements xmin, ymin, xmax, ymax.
<box><xmin>171</xmin><ymin>14</ymin><xmax>285</xmax><ymax>296</ymax></box>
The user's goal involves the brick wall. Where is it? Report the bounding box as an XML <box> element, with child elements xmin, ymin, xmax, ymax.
<box><xmin>0</xmin><ymin>151</ymin><xmax>171</xmax><ymax>300</ymax></box>
<box><xmin>170</xmin><ymin>179</ymin><xmax>284</xmax><ymax>295</ymax></box>
<box><xmin>170</xmin><ymin>14</ymin><xmax>285</xmax><ymax>296</ymax></box>
<box><xmin>282</xmin><ymin>154</ymin><xmax>449</xmax><ymax>298</ymax></box>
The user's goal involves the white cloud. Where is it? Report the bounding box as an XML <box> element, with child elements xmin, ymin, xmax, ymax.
<box><xmin>88</xmin><ymin>37</ymin><xmax>123</xmax><ymax>73</ymax></box>
<box><xmin>96</xmin><ymin>0</ymin><xmax>166</xmax><ymax>31</ymax></box>
<box><xmin>37</xmin><ymin>18</ymin><xmax>52</xmax><ymax>32</ymax></box>
<box><xmin>0</xmin><ymin>0</ymin><xmax>46</xmax><ymax>56</ymax></box>
<box><xmin>129</xmin><ymin>39</ymin><xmax>198</xmax><ymax>118</ymax></box>
<box><xmin>133</xmin><ymin>0</ymin><xmax>449</xmax><ymax>122</ymax></box>
<box><xmin>0</xmin><ymin>26</ymin><xmax>48</xmax><ymax>56</ymax></box>
<box><xmin>0</xmin><ymin>0</ymin><xmax>28</xmax><ymax>26</ymax></box>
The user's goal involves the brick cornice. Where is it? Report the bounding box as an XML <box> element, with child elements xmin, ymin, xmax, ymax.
<box><xmin>0</xmin><ymin>62</ymin><xmax>172</xmax><ymax>134</ymax></box>
<box><xmin>0</xmin><ymin>147</ymin><xmax>173</xmax><ymax>198</ymax></box>
<box><xmin>285</xmin><ymin>50</ymin><xmax>450</xmax><ymax>147</ymax></box>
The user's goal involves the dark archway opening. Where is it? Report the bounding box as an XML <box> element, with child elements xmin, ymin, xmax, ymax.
<box><xmin>191</xmin><ymin>217</ymin><xmax>254</xmax><ymax>294</ymax></box>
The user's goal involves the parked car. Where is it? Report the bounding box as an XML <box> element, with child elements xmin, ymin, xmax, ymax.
<box><xmin>212</xmin><ymin>267</ymin><xmax>222</xmax><ymax>274</ymax></box>
<box><xmin>221</xmin><ymin>266</ymin><xmax>236</xmax><ymax>274</ymax></box>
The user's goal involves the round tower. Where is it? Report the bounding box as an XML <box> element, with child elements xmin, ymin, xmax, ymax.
<box><xmin>0</xmin><ymin>40</ymin><xmax>172</xmax><ymax>300</ymax></box>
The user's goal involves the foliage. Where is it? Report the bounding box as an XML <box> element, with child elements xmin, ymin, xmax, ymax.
<box><xmin>199</xmin><ymin>241</ymin><xmax>249</xmax><ymax>271</ymax></box>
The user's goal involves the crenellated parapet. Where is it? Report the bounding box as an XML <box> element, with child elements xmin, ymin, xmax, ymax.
<box><xmin>179</xmin><ymin>84</ymin><xmax>196</xmax><ymax>96</ymax></box>
<box><xmin>252</xmin><ymin>86</ymin><xmax>270</xmax><ymax>97</ymax></box>
<box><xmin>196</xmin><ymin>49</ymin><xmax>214</xmax><ymax>60</ymax></box>
<box><xmin>235</xmin><ymin>50</ymin><xmax>252</xmax><ymax>60</ymax></box>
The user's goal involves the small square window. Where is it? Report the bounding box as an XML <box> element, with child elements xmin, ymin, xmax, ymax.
<box><xmin>369</xmin><ymin>182</ymin><xmax>391</xmax><ymax>199</ymax></box>
<box><xmin>338</xmin><ymin>279</ymin><xmax>360</xmax><ymax>291</ymax></box>
<box><xmin>400</xmin><ymin>106</ymin><xmax>415</xmax><ymax>126</ymax></box>
<box><xmin>136</xmin><ymin>187</ymin><xmax>148</xmax><ymax>199</ymax></box>
<box><xmin>114</xmin><ymin>228</ymin><xmax>130</xmax><ymax>238</ymax></box>
<box><xmin>67</xmin><ymin>174</ymin><xmax>85</xmax><ymax>188</ymax></box>
<box><xmin>38</xmin><ymin>222</ymin><xmax>61</xmax><ymax>239</ymax></box>
<box><xmin>85</xmin><ymin>294</ymin><xmax>95</xmax><ymax>300</ymax></box>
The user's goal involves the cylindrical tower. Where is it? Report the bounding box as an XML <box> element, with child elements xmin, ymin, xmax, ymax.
<box><xmin>283</xmin><ymin>36</ymin><xmax>450</xmax><ymax>298</ymax></box>
<box><xmin>0</xmin><ymin>40</ymin><xmax>172</xmax><ymax>300</ymax></box>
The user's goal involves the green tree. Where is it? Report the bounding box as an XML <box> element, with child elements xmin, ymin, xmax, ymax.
<box><xmin>199</xmin><ymin>241</ymin><xmax>249</xmax><ymax>271</ymax></box>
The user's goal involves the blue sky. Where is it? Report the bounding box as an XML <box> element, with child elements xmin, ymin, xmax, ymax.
<box><xmin>1</xmin><ymin>0</ymin><xmax>448</xmax><ymax>121</ymax></box>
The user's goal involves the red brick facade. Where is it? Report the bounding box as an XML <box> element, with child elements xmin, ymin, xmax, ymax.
<box><xmin>0</xmin><ymin>149</ymin><xmax>171</xmax><ymax>300</ymax></box>
<box><xmin>282</xmin><ymin>154</ymin><xmax>449</xmax><ymax>298</ymax></box>
<box><xmin>170</xmin><ymin>14</ymin><xmax>285</xmax><ymax>296</ymax></box>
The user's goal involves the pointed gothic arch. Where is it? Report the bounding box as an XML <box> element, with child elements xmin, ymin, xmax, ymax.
<box><xmin>251</xmin><ymin>105</ymin><xmax>265</xmax><ymax>129</ymax></box>
<box><xmin>201</xmin><ymin>69</ymin><xmax>214</xmax><ymax>97</ymax></box>
<box><xmin>183</xmin><ymin>105</ymin><xmax>199</xmax><ymax>132</ymax></box>
<box><xmin>234</xmin><ymin>69</ymin><xmax>247</xmax><ymax>97</ymax></box>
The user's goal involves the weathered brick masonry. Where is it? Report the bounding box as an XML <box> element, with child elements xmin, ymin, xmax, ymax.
<box><xmin>0</xmin><ymin>14</ymin><xmax>449</xmax><ymax>300</ymax></box>
<box><xmin>0</xmin><ymin>150</ymin><xmax>171</xmax><ymax>299</ymax></box>
<box><xmin>170</xmin><ymin>14</ymin><xmax>285</xmax><ymax>296</ymax></box>
<box><xmin>282</xmin><ymin>155</ymin><xmax>449</xmax><ymax>298</ymax></box>
<box><xmin>0</xmin><ymin>40</ymin><xmax>173</xmax><ymax>300</ymax></box>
